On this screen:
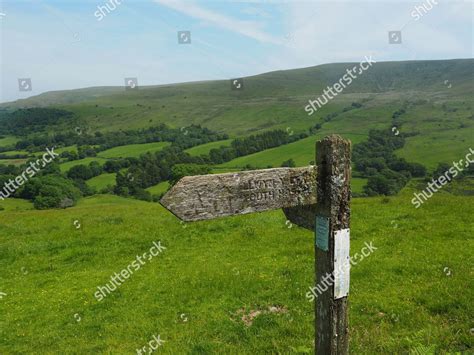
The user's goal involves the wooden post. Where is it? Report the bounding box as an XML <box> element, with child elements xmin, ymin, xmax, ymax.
<box><xmin>315</xmin><ymin>135</ymin><xmax>351</xmax><ymax>354</ymax></box>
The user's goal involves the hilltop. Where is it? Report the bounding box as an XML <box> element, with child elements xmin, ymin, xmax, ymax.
<box><xmin>2</xmin><ymin>59</ymin><xmax>472</xmax><ymax>137</ymax></box>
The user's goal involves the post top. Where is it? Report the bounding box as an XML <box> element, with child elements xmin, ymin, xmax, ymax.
<box><xmin>318</xmin><ymin>134</ymin><xmax>351</xmax><ymax>145</ymax></box>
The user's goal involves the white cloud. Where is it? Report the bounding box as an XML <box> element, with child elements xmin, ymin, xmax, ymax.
<box><xmin>267</xmin><ymin>0</ymin><xmax>473</xmax><ymax>70</ymax></box>
<box><xmin>153</xmin><ymin>0</ymin><xmax>283</xmax><ymax>45</ymax></box>
<box><xmin>241</xmin><ymin>6</ymin><xmax>272</xmax><ymax>18</ymax></box>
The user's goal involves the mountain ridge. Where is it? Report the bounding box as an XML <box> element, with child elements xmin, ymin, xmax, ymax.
<box><xmin>2</xmin><ymin>58</ymin><xmax>472</xmax><ymax>109</ymax></box>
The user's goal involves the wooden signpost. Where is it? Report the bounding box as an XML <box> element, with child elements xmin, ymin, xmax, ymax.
<box><xmin>161</xmin><ymin>135</ymin><xmax>351</xmax><ymax>354</ymax></box>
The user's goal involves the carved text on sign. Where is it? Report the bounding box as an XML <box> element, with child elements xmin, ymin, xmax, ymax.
<box><xmin>160</xmin><ymin>167</ymin><xmax>317</xmax><ymax>221</ymax></box>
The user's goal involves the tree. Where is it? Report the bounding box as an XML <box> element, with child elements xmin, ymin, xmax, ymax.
<box><xmin>364</xmin><ymin>169</ymin><xmax>409</xmax><ymax>196</ymax></box>
<box><xmin>171</xmin><ymin>164</ymin><xmax>211</xmax><ymax>184</ymax></box>
<box><xmin>67</xmin><ymin>165</ymin><xmax>93</xmax><ymax>180</ymax></box>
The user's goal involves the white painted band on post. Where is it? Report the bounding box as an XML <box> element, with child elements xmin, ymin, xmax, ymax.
<box><xmin>334</xmin><ymin>228</ymin><xmax>350</xmax><ymax>299</ymax></box>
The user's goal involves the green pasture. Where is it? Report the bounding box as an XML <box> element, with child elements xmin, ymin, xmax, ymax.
<box><xmin>59</xmin><ymin>158</ymin><xmax>108</xmax><ymax>173</ymax></box>
<box><xmin>86</xmin><ymin>173</ymin><xmax>117</xmax><ymax>190</ymax></box>
<box><xmin>97</xmin><ymin>142</ymin><xmax>170</xmax><ymax>159</ymax></box>
<box><xmin>0</xmin><ymin>187</ymin><xmax>472</xmax><ymax>353</ymax></box>
<box><xmin>185</xmin><ymin>139</ymin><xmax>233</xmax><ymax>156</ymax></box>
<box><xmin>146</xmin><ymin>181</ymin><xmax>170</xmax><ymax>196</ymax></box>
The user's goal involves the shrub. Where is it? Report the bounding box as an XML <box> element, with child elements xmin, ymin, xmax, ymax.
<box><xmin>21</xmin><ymin>175</ymin><xmax>82</xmax><ymax>209</ymax></box>
<box><xmin>171</xmin><ymin>164</ymin><xmax>212</xmax><ymax>184</ymax></box>
<box><xmin>134</xmin><ymin>188</ymin><xmax>152</xmax><ymax>202</ymax></box>
<box><xmin>281</xmin><ymin>159</ymin><xmax>296</xmax><ymax>167</ymax></box>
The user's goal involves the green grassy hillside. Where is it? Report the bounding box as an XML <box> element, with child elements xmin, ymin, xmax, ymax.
<box><xmin>2</xmin><ymin>59</ymin><xmax>471</xmax><ymax>174</ymax></box>
<box><xmin>0</xmin><ymin>136</ymin><xmax>19</xmax><ymax>147</ymax></box>
<box><xmin>0</xmin><ymin>158</ymin><xmax>27</xmax><ymax>166</ymax></box>
<box><xmin>97</xmin><ymin>142</ymin><xmax>170</xmax><ymax>159</ymax></box>
<box><xmin>59</xmin><ymin>157</ymin><xmax>108</xmax><ymax>172</ymax></box>
<box><xmin>86</xmin><ymin>173</ymin><xmax>116</xmax><ymax>190</ymax></box>
<box><xmin>0</xmin><ymin>187</ymin><xmax>472</xmax><ymax>353</ymax></box>
<box><xmin>146</xmin><ymin>181</ymin><xmax>170</xmax><ymax>195</ymax></box>
<box><xmin>184</xmin><ymin>139</ymin><xmax>233</xmax><ymax>156</ymax></box>
<box><xmin>0</xmin><ymin>59</ymin><xmax>473</xmax><ymax>354</ymax></box>
<box><xmin>216</xmin><ymin>132</ymin><xmax>368</xmax><ymax>169</ymax></box>
<box><xmin>55</xmin><ymin>142</ymin><xmax>171</xmax><ymax>173</ymax></box>
<box><xmin>2</xmin><ymin>60</ymin><xmax>472</xmax><ymax>136</ymax></box>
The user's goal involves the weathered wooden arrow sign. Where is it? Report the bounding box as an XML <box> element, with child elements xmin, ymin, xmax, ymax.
<box><xmin>160</xmin><ymin>135</ymin><xmax>352</xmax><ymax>354</ymax></box>
<box><xmin>160</xmin><ymin>166</ymin><xmax>317</xmax><ymax>222</ymax></box>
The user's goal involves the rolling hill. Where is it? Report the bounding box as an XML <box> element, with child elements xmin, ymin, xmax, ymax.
<box><xmin>1</xmin><ymin>59</ymin><xmax>472</xmax><ymax>175</ymax></box>
<box><xmin>1</xmin><ymin>59</ymin><xmax>472</xmax><ymax>137</ymax></box>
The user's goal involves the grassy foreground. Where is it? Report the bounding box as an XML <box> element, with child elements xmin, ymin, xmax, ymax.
<box><xmin>0</xmin><ymin>189</ymin><xmax>473</xmax><ymax>354</ymax></box>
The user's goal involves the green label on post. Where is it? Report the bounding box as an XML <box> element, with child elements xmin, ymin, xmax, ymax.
<box><xmin>316</xmin><ymin>216</ymin><xmax>329</xmax><ymax>251</ymax></box>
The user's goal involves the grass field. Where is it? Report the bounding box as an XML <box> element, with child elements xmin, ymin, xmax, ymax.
<box><xmin>215</xmin><ymin>133</ymin><xmax>367</xmax><ymax>169</ymax></box>
<box><xmin>57</xmin><ymin>143</ymin><xmax>169</xmax><ymax>172</ymax></box>
<box><xmin>0</xmin><ymin>158</ymin><xmax>28</xmax><ymax>166</ymax></box>
<box><xmin>97</xmin><ymin>142</ymin><xmax>170</xmax><ymax>159</ymax></box>
<box><xmin>0</xmin><ymin>150</ymin><xmax>30</xmax><ymax>157</ymax></box>
<box><xmin>86</xmin><ymin>173</ymin><xmax>117</xmax><ymax>190</ymax></box>
<box><xmin>59</xmin><ymin>157</ymin><xmax>108</xmax><ymax>173</ymax></box>
<box><xmin>55</xmin><ymin>145</ymin><xmax>78</xmax><ymax>155</ymax></box>
<box><xmin>397</xmin><ymin>128</ymin><xmax>473</xmax><ymax>171</ymax></box>
<box><xmin>0</xmin><ymin>186</ymin><xmax>472</xmax><ymax>353</ymax></box>
<box><xmin>0</xmin><ymin>146</ymin><xmax>77</xmax><ymax>160</ymax></box>
<box><xmin>185</xmin><ymin>139</ymin><xmax>233</xmax><ymax>156</ymax></box>
<box><xmin>351</xmin><ymin>178</ymin><xmax>368</xmax><ymax>194</ymax></box>
<box><xmin>0</xmin><ymin>198</ymin><xmax>33</xmax><ymax>211</ymax></box>
<box><xmin>146</xmin><ymin>181</ymin><xmax>170</xmax><ymax>195</ymax></box>
<box><xmin>0</xmin><ymin>136</ymin><xmax>19</xmax><ymax>147</ymax></box>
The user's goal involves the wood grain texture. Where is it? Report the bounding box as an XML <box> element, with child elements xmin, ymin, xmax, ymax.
<box><xmin>315</xmin><ymin>135</ymin><xmax>351</xmax><ymax>355</ymax></box>
<box><xmin>283</xmin><ymin>204</ymin><xmax>317</xmax><ymax>231</ymax></box>
<box><xmin>160</xmin><ymin>166</ymin><xmax>317</xmax><ymax>221</ymax></box>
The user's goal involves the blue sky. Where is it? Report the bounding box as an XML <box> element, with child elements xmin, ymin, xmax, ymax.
<box><xmin>0</xmin><ymin>0</ymin><xmax>472</xmax><ymax>102</ymax></box>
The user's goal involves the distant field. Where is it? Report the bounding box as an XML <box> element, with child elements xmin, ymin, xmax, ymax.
<box><xmin>31</xmin><ymin>146</ymin><xmax>78</xmax><ymax>157</ymax></box>
<box><xmin>216</xmin><ymin>133</ymin><xmax>367</xmax><ymax>169</ymax></box>
<box><xmin>1</xmin><ymin>146</ymin><xmax>77</xmax><ymax>160</ymax></box>
<box><xmin>0</xmin><ymin>159</ymin><xmax>27</xmax><ymax>166</ymax></box>
<box><xmin>0</xmin><ymin>150</ymin><xmax>29</xmax><ymax>157</ymax></box>
<box><xmin>55</xmin><ymin>145</ymin><xmax>78</xmax><ymax>154</ymax></box>
<box><xmin>0</xmin><ymin>136</ymin><xmax>19</xmax><ymax>147</ymax></box>
<box><xmin>146</xmin><ymin>181</ymin><xmax>170</xmax><ymax>195</ymax></box>
<box><xmin>59</xmin><ymin>157</ymin><xmax>108</xmax><ymax>172</ymax></box>
<box><xmin>388</xmin><ymin>101</ymin><xmax>473</xmax><ymax>170</ymax></box>
<box><xmin>185</xmin><ymin>139</ymin><xmax>233</xmax><ymax>156</ymax></box>
<box><xmin>86</xmin><ymin>173</ymin><xmax>116</xmax><ymax>190</ymax></box>
<box><xmin>351</xmin><ymin>177</ymin><xmax>368</xmax><ymax>194</ymax></box>
<box><xmin>97</xmin><ymin>142</ymin><xmax>170</xmax><ymax>159</ymax></box>
<box><xmin>397</xmin><ymin>128</ymin><xmax>473</xmax><ymax>171</ymax></box>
